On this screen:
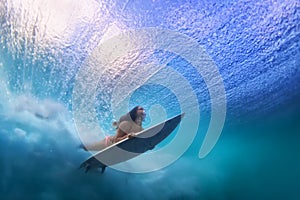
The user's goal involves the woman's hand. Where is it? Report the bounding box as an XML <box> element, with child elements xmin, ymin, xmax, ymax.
<box><xmin>127</xmin><ymin>133</ymin><xmax>135</xmax><ymax>139</ymax></box>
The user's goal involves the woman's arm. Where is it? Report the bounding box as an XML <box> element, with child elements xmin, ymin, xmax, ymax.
<box><xmin>114</xmin><ymin>121</ymin><xmax>132</xmax><ymax>142</ymax></box>
<box><xmin>114</xmin><ymin>129</ymin><xmax>129</xmax><ymax>142</ymax></box>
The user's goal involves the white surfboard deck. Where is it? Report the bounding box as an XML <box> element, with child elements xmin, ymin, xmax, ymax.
<box><xmin>80</xmin><ymin>113</ymin><xmax>184</xmax><ymax>173</ymax></box>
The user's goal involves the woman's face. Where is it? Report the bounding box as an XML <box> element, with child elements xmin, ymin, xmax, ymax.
<box><xmin>137</xmin><ymin>107</ymin><xmax>146</xmax><ymax>121</ymax></box>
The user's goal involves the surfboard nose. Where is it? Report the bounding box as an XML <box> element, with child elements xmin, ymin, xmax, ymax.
<box><xmin>181</xmin><ymin>113</ymin><xmax>185</xmax><ymax>119</ymax></box>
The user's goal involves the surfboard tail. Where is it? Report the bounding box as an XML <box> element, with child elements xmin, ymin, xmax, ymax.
<box><xmin>79</xmin><ymin>157</ymin><xmax>107</xmax><ymax>174</ymax></box>
<box><xmin>79</xmin><ymin>163</ymin><xmax>106</xmax><ymax>174</ymax></box>
<box><xmin>79</xmin><ymin>162</ymin><xmax>89</xmax><ymax>172</ymax></box>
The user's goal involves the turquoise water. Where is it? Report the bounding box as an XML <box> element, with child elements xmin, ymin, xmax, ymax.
<box><xmin>0</xmin><ymin>0</ymin><xmax>300</xmax><ymax>199</ymax></box>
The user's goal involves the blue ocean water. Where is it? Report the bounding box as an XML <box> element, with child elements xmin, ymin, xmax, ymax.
<box><xmin>0</xmin><ymin>0</ymin><xmax>300</xmax><ymax>199</ymax></box>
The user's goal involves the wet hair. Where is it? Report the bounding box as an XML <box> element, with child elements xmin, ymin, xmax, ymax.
<box><xmin>128</xmin><ymin>106</ymin><xmax>141</xmax><ymax>122</ymax></box>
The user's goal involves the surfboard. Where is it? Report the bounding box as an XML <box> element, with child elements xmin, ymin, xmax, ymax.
<box><xmin>79</xmin><ymin>113</ymin><xmax>184</xmax><ymax>173</ymax></box>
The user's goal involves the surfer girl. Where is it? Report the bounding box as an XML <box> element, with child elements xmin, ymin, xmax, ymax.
<box><xmin>113</xmin><ymin>106</ymin><xmax>146</xmax><ymax>142</ymax></box>
<box><xmin>80</xmin><ymin>106</ymin><xmax>146</xmax><ymax>151</ymax></box>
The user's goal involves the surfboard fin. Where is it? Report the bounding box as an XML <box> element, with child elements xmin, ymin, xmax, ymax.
<box><xmin>101</xmin><ymin>166</ymin><xmax>106</xmax><ymax>174</ymax></box>
<box><xmin>85</xmin><ymin>165</ymin><xmax>91</xmax><ymax>173</ymax></box>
